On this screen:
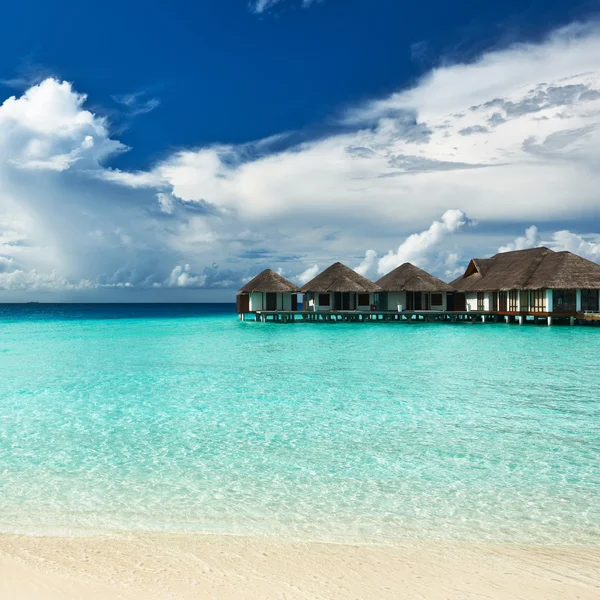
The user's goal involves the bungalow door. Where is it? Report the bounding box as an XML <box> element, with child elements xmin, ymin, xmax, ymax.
<box><xmin>414</xmin><ymin>292</ymin><xmax>422</xmax><ymax>310</ymax></box>
<box><xmin>582</xmin><ymin>289</ymin><xmax>599</xmax><ymax>312</ymax></box>
<box><xmin>266</xmin><ymin>292</ymin><xmax>277</xmax><ymax>311</ymax></box>
<box><xmin>378</xmin><ymin>292</ymin><xmax>388</xmax><ymax>311</ymax></box>
<box><xmin>342</xmin><ymin>292</ymin><xmax>351</xmax><ymax>310</ymax></box>
<box><xmin>453</xmin><ymin>293</ymin><xmax>466</xmax><ymax>311</ymax></box>
<box><xmin>334</xmin><ymin>292</ymin><xmax>342</xmax><ymax>310</ymax></box>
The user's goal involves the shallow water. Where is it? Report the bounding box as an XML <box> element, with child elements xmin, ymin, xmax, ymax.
<box><xmin>0</xmin><ymin>304</ymin><xmax>598</xmax><ymax>544</ymax></box>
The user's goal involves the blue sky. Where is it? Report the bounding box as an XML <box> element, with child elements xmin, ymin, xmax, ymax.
<box><xmin>1</xmin><ymin>0</ymin><xmax>600</xmax><ymax>300</ymax></box>
<box><xmin>2</xmin><ymin>0</ymin><xmax>593</xmax><ymax>168</ymax></box>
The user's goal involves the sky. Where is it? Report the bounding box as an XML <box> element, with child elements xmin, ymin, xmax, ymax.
<box><xmin>1</xmin><ymin>0</ymin><xmax>600</xmax><ymax>301</ymax></box>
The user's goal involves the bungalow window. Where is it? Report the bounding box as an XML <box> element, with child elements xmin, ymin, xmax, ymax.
<box><xmin>477</xmin><ymin>292</ymin><xmax>484</xmax><ymax>311</ymax></box>
<box><xmin>582</xmin><ymin>289</ymin><xmax>599</xmax><ymax>312</ymax></box>
<box><xmin>492</xmin><ymin>292</ymin><xmax>498</xmax><ymax>311</ymax></box>
<box><xmin>357</xmin><ymin>293</ymin><xmax>370</xmax><ymax>306</ymax></box>
<box><xmin>520</xmin><ymin>291</ymin><xmax>529</xmax><ymax>312</ymax></box>
<box><xmin>431</xmin><ymin>293</ymin><xmax>443</xmax><ymax>306</ymax></box>
<box><xmin>530</xmin><ymin>290</ymin><xmax>546</xmax><ymax>312</ymax></box>
<box><xmin>553</xmin><ymin>290</ymin><xmax>576</xmax><ymax>313</ymax></box>
<box><xmin>498</xmin><ymin>291</ymin><xmax>507</xmax><ymax>312</ymax></box>
<box><xmin>318</xmin><ymin>293</ymin><xmax>331</xmax><ymax>306</ymax></box>
<box><xmin>508</xmin><ymin>291</ymin><xmax>518</xmax><ymax>312</ymax></box>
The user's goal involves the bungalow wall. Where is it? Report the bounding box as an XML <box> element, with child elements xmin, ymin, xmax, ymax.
<box><xmin>429</xmin><ymin>292</ymin><xmax>447</xmax><ymax>311</ymax></box>
<box><xmin>466</xmin><ymin>292</ymin><xmax>495</xmax><ymax>311</ymax></box>
<box><xmin>306</xmin><ymin>292</ymin><xmax>376</xmax><ymax>310</ymax></box>
<box><xmin>281</xmin><ymin>293</ymin><xmax>294</xmax><ymax>311</ymax></box>
<box><xmin>249</xmin><ymin>292</ymin><xmax>296</xmax><ymax>312</ymax></box>
<box><xmin>464</xmin><ymin>289</ymin><xmax>600</xmax><ymax>314</ymax></box>
<box><xmin>381</xmin><ymin>291</ymin><xmax>447</xmax><ymax>311</ymax></box>
<box><xmin>466</xmin><ymin>292</ymin><xmax>480</xmax><ymax>311</ymax></box>
<box><xmin>249</xmin><ymin>292</ymin><xmax>264</xmax><ymax>312</ymax></box>
<box><xmin>356</xmin><ymin>293</ymin><xmax>374</xmax><ymax>310</ymax></box>
<box><xmin>313</xmin><ymin>292</ymin><xmax>332</xmax><ymax>311</ymax></box>
<box><xmin>382</xmin><ymin>291</ymin><xmax>407</xmax><ymax>311</ymax></box>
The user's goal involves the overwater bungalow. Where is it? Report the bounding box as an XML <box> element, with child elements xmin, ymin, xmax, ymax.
<box><xmin>300</xmin><ymin>262</ymin><xmax>381</xmax><ymax>311</ymax></box>
<box><xmin>237</xmin><ymin>269</ymin><xmax>300</xmax><ymax>314</ymax></box>
<box><xmin>376</xmin><ymin>263</ymin><xmax>453</xmax><ymax>311</ymax></box>
<box><xmin>451</xmin><ymin>247</ymin><xmax>600</xmax><ymax>321</ymax></box>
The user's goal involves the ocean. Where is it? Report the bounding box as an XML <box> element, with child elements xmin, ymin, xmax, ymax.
<box><xmin>0</xmin><ymin>303</ymin><xmax>598</xmax><ymax>545</ymax></box>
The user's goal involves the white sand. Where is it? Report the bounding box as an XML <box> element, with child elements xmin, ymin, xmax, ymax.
<box><xmin>1</xmin><ymin>533</ymin><xmax>598</xmax><ymax>599</ymax></box>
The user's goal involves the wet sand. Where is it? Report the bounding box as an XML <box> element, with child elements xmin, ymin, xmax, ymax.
<box><xmin>1</xmin><ymin>534</ymin><xmax>598</xmax><ymax>599</ymax></box>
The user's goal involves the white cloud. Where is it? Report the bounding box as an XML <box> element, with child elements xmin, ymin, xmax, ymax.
<box><xmin>0</xmin><ymin>269</ymin><xmax>94</xmax><ymax>291</ymax></box>
<box><xmin>444</xmin><ymin>252</ymin><xmax>464</xmax><ymax>279</ymax></box>
<box><xmin>253</xmin><ymin>0</ymin><xmax>279</xmax><ymax>12</ymax></box>
<box><xmin>101</xmin><ymin>168</ymin><xmax>165</xmax><ymax>188</ymax></box>
<box><xmin>157</xmin><ymin>192</ymin><xmax>175</xmax><ymax>214</ymax></box>
<box><xmin>252</xmin><ymin>0</ymin><xmax>320</xmax><ymax>14</ymax></box>
<box><xmin>346</xmin><ymin>22</ymin><xmax>600</xmax><ymax>124</ymax></box>
<box><xmin>355</xmin><ymin>249</ymin><xmax>378</xmax><ymax>278</ymax></box>
<box><xmin>353</xmin><ymin>211</ymin><xmax>470</xmax><ymax>282</ymax></box>
<box><xmin>496</xmin><ymin>225</ymin><xmax>600</xmax><ymax>263</ymax></box>
<box><xmin>0</xmin><ymin>78</ymin><xmax>125</xmax><ymax>171</ymax></box>
<box><xmin>0</xmin><ymin>79</ymin><xmax>200</xmax><ymax>295</ymax></box>
<box><xmin>498</xmin><ymin>225</ymin><xmax>541</xmax><ymax>252</ymax></box>
<box><xmin>296</xmin><ymin>264</ymin><xmax>319</xmax><ymax>285</ymax></box>
<box><xmin>3</xmin><ymin>22</ymin><xmax>600</xmax><ymax>297</ymax></box>
<box><xmin>166</xmin><ymin>264</ymin><xmax>206</xmax><ymax>288</ymax></box>
<box><xmin>112</xmin><ymin>91</ymin><xmax>160</xmax><ymax>117</ymax></box>
<box><xmin>377</xmin><ymin>209</ymin><xmax>470</xmax><ymax>275</ymax></box>
<box><xmin>549</xmin><ymin>230</ymin><xmax>600</xmax><ymax>261</ymax></box>
<box><xmin>104</xmin><ymin>24</ymin><xmax>600</xmax><ymax>237</ymax></box>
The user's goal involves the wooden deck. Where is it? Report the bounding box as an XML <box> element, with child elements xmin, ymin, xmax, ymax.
<box><xmin>238</xmin><ymin>309</ymin><xmax>600</xmax><ymax>325</ymax></box>
<box><xmin>578</xmin><ymin>312</ymin><xmax>600</xmax><ymax>321</ymax></box>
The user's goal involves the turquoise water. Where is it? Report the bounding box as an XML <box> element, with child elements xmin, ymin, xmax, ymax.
<box><xmin>0</xmin><ymin>304</ymin><xmax>598</xmax><ymax>544</ymax></box>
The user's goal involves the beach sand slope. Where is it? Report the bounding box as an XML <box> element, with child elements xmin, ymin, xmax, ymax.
<box><xmin>1</xmin><ymin>534</ymin><xmax>598</xmax><ymax>599</ymax></box>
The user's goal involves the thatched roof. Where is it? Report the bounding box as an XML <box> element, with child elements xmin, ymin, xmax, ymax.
<box><xmin>300</xmin><ymin>262</ymin><xmax>381</xmax><ymax>293</ymax></box>
<box><xmin>452</xmin><ymin>247</ymin><xmax>600</xmax><ymax>291</ymax></box>
<box><xmin>471</xmin><ymin>258</ymin><xmax>493</xmax><ymax>277</ymax></box>
<box><xmin>238</xmin><ymin>269</ymin><xmax>300</xmax><ymax>293</ymax></box>
<box><xmin>376</xmin><ymin>263</ymin><xmax>452</xmax><ymax>292</ymax></box>
<box><xmin>527</xmin><ymin>250</ymin><xmax>600</xmax><ymax>289</ymax></box>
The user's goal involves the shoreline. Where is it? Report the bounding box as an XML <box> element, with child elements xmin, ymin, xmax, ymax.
<box><xmin>1</xmin><ymin>533</ymin><xmax>598</xmax><ymax>599</ymax></box>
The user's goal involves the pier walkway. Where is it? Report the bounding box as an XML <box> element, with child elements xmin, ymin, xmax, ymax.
<box><xmin>243</xmin><ymin>310</ymin><xmax>488</xmax><ymax>323</ymax></box>
<box><xmin>238</xmin><ymin>310</ymin><xmax>598</xmax><ymax>325</ymax></box>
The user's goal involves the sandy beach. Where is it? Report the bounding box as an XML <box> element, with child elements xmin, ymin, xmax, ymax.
<box><xmin>1</xmin><ymin>534</ymin><xmax>598</xmax><ymax>600</ymax></box>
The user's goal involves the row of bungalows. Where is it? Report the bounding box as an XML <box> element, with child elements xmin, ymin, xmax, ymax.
<box><xmin>237</xmin><ymin>261</ymin><xmax>454</xmax><ymax>314</ymax></box>
<box><xmin>237</xmin><ymin>247</ymin><xmax>600</xmax><ymax>322</ymax></box>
